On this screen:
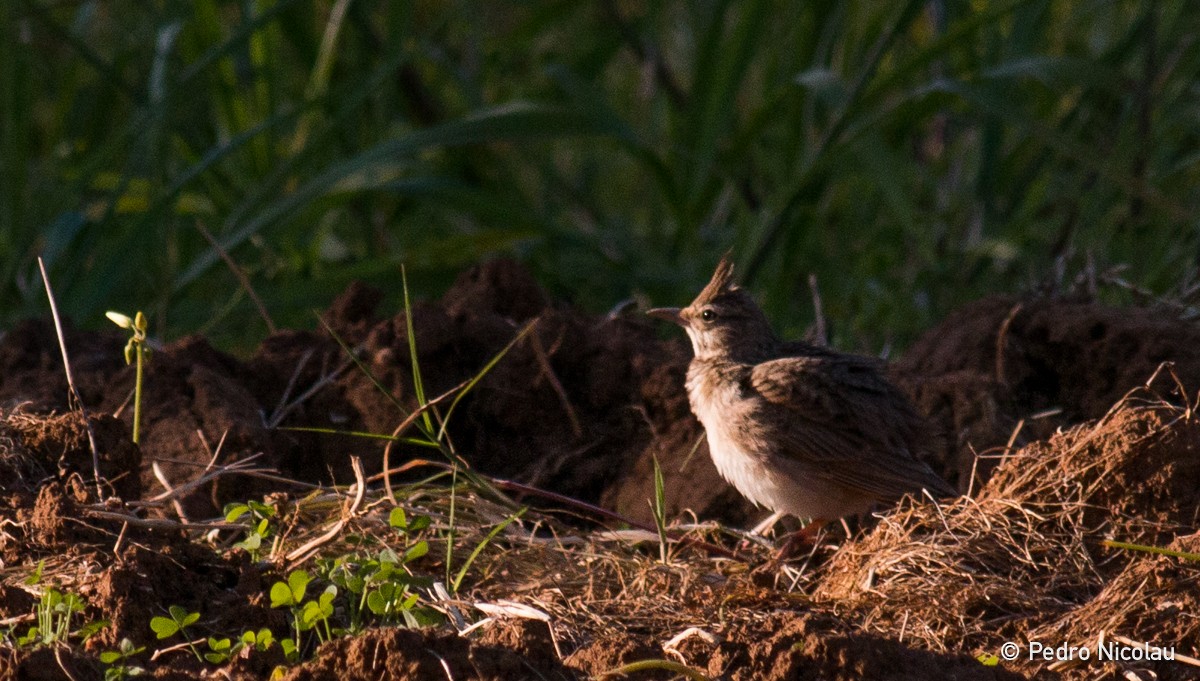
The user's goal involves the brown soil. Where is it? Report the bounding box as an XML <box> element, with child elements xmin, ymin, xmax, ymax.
<box><xmin>2</xmin><ymin>261</ymin><xmax>1199</xmax><ymax>680</ymax></box>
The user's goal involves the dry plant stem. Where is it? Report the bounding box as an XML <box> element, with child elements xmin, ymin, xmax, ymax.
<box><xmin>151</xmin><ymin>461</ymin><xmax>191</xmax><ymax>523</ymax></box>
<box><xmin>808</xmin><ymin>272</ymin><xmax>828</xmax><ymax>347</ymax></box>
<box><xmin>135</xmin><ymin>451</ymin><xmax>266</xmax><ymax>506</ymax></box>
<box><xmin>193</xmin><ymin>220</ymin><xmax>277</xmax><ymax>334</ymax></box>
<box><xmin>37</xmin><ymin>257</ymin><xmax>102</xmax><ymax>498</ymax></box>
<box><xmin>381</xmin><ymin>378</ymin><xmax>469</xmax><ymax>504</ymax></box>
<box><xmin>1109</xmin><ymin>633</ymin><xmax>1200</xmax><ymax>668</ymax></box>
<box><xmin>53</xmin><ymin>646</ymin><xmax>82</xmax><ymax>681</ymax></box>
<box><xmin>81</xmin><ymin>507</ymin><xmax>244</xmax><ymax>531</ymax></box>
<box><xmin>529</xmin><ymin>328</ymin><xmax>582</xmax><ymax>438</ymax></box>
<box><xmin>285</xmin><ymin>456</ymin><xmax>367</xmax><ymax>565</ymax></box>
<box><xmin>267</xmin><ymin>347</ymin><xmax>314</xmax><ymax>424</ymax></box>
<box><xmin>994</xmin><ymin>302</ymin><xmax>1024</xmax><ymax>387</ymax></box>
<box><xmin>149</xmin><ymin>636</ymin><xmax>208</xmax><ymax>662</ymax></box>
<box><xmin>492</xmin><ymin>478</ymin><xmax>741</xmax><ymax>560</ymax></box>
<box><xmin>266</xmin><ymin>354</ymin><xmax>352</xmax><ymax>428</ymax></box>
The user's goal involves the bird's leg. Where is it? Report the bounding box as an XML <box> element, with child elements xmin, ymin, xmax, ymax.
<box><xmin>750</xmin><ymin>510</ymin><xmax>787</xmax><ymax>537</ymax></box>
<box><xmin>775</xmin><ymin>517</ymin><xmax>829</xmax><ymax>560</ymax></box>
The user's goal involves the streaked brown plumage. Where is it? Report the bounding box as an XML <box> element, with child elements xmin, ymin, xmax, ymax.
<box><xmin>648</xmin><ymin>256</ymin><xmax>955</xmax><ymax>532</ymax></box>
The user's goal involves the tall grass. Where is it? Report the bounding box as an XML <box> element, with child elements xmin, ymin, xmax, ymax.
<box><xmin>5</xmin><ymin>1</ymin><xmax>1199</xmax><ymax>350</ymax></box>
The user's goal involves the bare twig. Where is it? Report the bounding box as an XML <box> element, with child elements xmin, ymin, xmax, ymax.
<box><xmin>193</xmin><ymin>220</ymin><xmax>277</xmax><ymax>334</ymax></box>
<box><xmin>152</xmin><ymin>461</ymin><xmax>191</xmax><ymax>523</ymax></box>
<box><xmin>994</xmin><ymin>302</ymin><xmax>1024</xmax><ymax>388</ymax></box>
<box><xmin>530</xmin><ymin>328</ymin><xmax>582</xmax><ymax>438</ymax></box>
<box><xmin>38</xmin><ymin>257</ymin><xmax>102</xmax><ymax>497</ymax></box>
<box><xmin>807</xmin><ymin>273</ymin><xmax>828</xmax><ymax>347</ymax></box>
<box><xmin>80</xmin><ymin>507</ymin><xmax>243</xmax><ymax>532</ymax></box>
<box><xmin>267</xmin><ymin>356</ymin><xmax>352</xmax><ymax>428</ymax></box>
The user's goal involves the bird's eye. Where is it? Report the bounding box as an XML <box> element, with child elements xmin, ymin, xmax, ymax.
<box><xmin>700</xmin><ymin>309</ymin><xmax>715</xmax><ymax>322</ymax></box>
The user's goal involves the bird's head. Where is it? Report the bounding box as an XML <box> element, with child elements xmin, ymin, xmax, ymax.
<box><xmin>648</xmin><ymin>255</ymin><xmax>777</xmax><ymax>361</ymax></box>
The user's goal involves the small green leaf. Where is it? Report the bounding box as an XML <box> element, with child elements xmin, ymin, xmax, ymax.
<box><xmin>149</xmin><ymin>617</ymin><xmax>179</xmax><ymax>639</ymax></box>
<box><xmin>404</xmin><ymin>540</ymin><xmax>429</xmax><ymax>562</ymax></box>
<box><xmin>24</xmin><ymin>560</ymin><xmax>44</xmax><ymax>586</ymax></box>
<box><xmin>389</xmin><ymin>507</ymin><xmax>407</xmax><ymax>530</ymax></box>
<box><xmin>365</xmin><ymin>590</ymin><xmax>386</xmax><ymax>615</ymax></box>
<box><xmin>224</xmin><ymin>504</ymin><xmax>250</xmax><ymax>522</ymax></box>
<box><xmin>270</xmin><ymin>581</ymin><xmax>295</xmax><ymax>608</ymax></box>
<box><xmin>287</xmin><ymin>570</ymin><xmax>310</xmax><ymax>602</ymax></box>
<box><xmin>99</xmin><ymin>651</ymin><xmax>122</xmax><ymax>663</ymax></box>
<box><xmin>235</xmin><ymin>533</ymin><xmax>262</xmax><ymax>551</ymax></box>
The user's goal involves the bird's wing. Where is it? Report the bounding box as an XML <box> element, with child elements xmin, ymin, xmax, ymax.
<box><xmin>749</xmin><ymin>353</ymin><xmax>956</xmax><ymax>500</ymax></box>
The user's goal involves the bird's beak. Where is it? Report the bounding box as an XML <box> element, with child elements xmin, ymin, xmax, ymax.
<box><xmin>646</xmin><ymin>307</ymin><xmax>684</xmax><ymax>326</ymax></box>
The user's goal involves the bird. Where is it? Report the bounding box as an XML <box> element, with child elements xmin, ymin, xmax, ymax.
<box><xmin>647</xmin><ymin>255</ymin><xmax>956</xmax><ymax>548</ymax></box>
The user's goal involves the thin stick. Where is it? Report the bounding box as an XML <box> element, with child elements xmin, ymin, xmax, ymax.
<box><xmin>81</xmin><ymin>508</ymin><xmax>243</xmax><ymax>531</ymax></box>
<box><xmin>151</xmin><ymin>461</ymin><xmax>191</xmax><ymax>523</ymax></box>
<box><xmin>38</xmin><ymin>257</ymin><xmax>102</xmax><ymax>497</ymax></box>
<box><xmin>530</xmin><ymin>328</ymin><xmax>582</xmax><ymax>438</ymax></box>
<box><xmin>808</xmin><ymin>273</ymin><xmax>828</xmax><ymax>347</ymax></box>
<box><xmin>193</xmin><ymin>220</ymin><xmax>277</xmax><ymax>333</ymax></box>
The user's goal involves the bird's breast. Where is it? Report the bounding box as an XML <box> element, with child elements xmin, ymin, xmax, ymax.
<box><xmin>685</xmin><ymin>362</ymin><xmax>786</xmax><ymax>511</ymax></box>
<box><xmin>684</xmin><ymin>360</ymin><xmax>873</xmax><ymax>520</ymax></box>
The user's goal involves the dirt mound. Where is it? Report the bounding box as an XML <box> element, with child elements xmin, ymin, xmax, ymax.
<box><xmin>895</xmin><ymin>295</ymin><xmax>1200</xmax><ymax>488</ymax></box>
<box><xmin>284</xmin><ymin>620</ymin><xmax>566</xmax><ymax>681</ymax></box>
<box><xmin>816</xmin><ymin>395</ymin><xmax>1200</xmax><ymax>678</ymax></box>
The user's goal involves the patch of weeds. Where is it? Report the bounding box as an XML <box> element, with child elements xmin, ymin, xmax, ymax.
<box><xmin>17</xmin><ymin>561</ymin><xmax>108</xmax><ymax>648</ymax></box>
<box><xmin>269</xmin><ymin>569</ymin><xmax>338</xmax><ymax>662</ymax></box>
<box><xmin>100</xmin><ymin>638</ymin><xmax>146</xmax><ymax>680</ymax></box>
<box><xmin>224</xmin><ymin>500</ymin><xmax>278</xmax><ymax>559</ymax></box>
<box><xmin>319</xmin><ymin>506</ymin><xmax>442</xmax><ymax>632</ymax></box>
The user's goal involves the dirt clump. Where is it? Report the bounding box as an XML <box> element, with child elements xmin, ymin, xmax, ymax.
<box><xmin>282</xmin><ymin>623</ymin><xmax>569</xmax><ymax>681</ymax></box>
<box><xmin>895</xmin><ymin>295</ymin><xmax>1200</xmax><ymax>488</ymax></box>
<box><xmin>816</xmin><ymin>395</ymin><xmax>1200</xmax><ymax>678</ymax></box>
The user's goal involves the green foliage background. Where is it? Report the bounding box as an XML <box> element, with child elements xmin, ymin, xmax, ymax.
<box><xmin>3</xmin><ymin>0</ymin><xmax>1198</xmax><ymax>351</ymax></box>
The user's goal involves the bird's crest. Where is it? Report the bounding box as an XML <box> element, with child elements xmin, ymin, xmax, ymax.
<box><xmin>693</xmin><ymin>253</ymin><xmax>736</xmax><ymax>306</ymax></box>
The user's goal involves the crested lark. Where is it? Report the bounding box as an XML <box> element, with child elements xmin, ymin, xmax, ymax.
<box><xmin>648</xmin><ymin>256</ymin><xmax>955</xmax><ymax>543</ymax></box>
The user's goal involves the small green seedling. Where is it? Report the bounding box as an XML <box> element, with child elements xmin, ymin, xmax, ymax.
<box><xmin>650</xmin><ymin>455</ymin><xmax>669</xmax><ymax>564</ymax></box>
<box><xmin>240</xmin><ymin>627</ymin><xmax>275</xmax><ymax>652</ymax></box>
<box><xmin>150</xmin><ymin>605</ymin><xmax>202</xmax><ymax>661</ymax></box>
<box><xmin>270</xmin><ymin>569</ymin><xmax>321</xmax><ymax>662</ymax></box>
<box><xmin>106</xmin><ymin>311</ymin><xmax>150</xmax><ymax>444</ymax></box>
<box><xmin>100</xmin><ymin>638</ymin><xmax>146</xmax><ymax>680</ymax></box>
<box><xmin>204</xmin><ymin>635</ymin><xmax>243</xmax><ymax>664</ymax></box>
<box><xmin>224</xmin><ymin>500</ymin><xmax>278</xmax><ymax>559</ymax></box>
